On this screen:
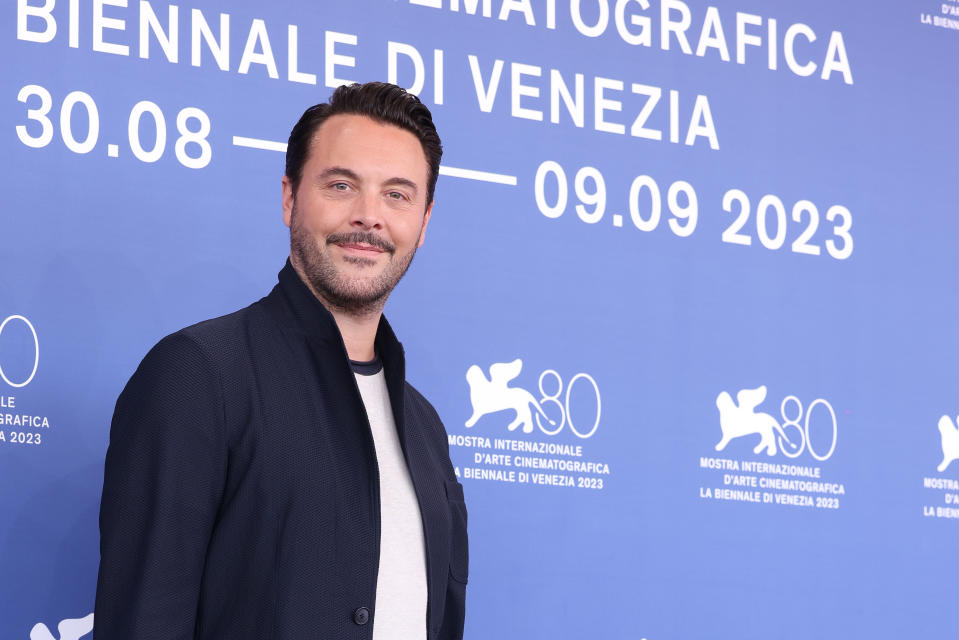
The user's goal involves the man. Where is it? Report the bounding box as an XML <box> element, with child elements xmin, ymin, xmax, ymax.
<box><xmin>94</xmin><ymin>82</ymin><xmax>468</xmax><ymax>640</ymax></box>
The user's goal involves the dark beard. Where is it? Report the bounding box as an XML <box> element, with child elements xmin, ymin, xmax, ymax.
<box><xmin>289</xmin><ymin>205</ymin><xmax>419</xmax><ymax>316</ymax></box>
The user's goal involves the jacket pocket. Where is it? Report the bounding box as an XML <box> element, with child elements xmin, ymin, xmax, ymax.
<box><xmin>444</xmin><ymin>479</ymin><xmax>469</xmax><ymax>584</ymax></box>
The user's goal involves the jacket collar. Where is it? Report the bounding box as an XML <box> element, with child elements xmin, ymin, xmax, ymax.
<box><xmin>276</xmin><ymin>258</ymin><xmax>341</xmax><ymax>339</ymax></box>
<box><xmin>273</xmin><ymin>260</ymin><xmax>407</xmax><ymax>421</ymax></box>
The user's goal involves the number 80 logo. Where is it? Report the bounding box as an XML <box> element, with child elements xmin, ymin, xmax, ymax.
<box><xmin>0</xmin><ymin>315</ymin><xmax>39</xmax><ymax>388</ymax></box>
<box><xmin>535</xmin><ymin>370</ymin><xmax>601</xmax><ymax>439</ymax></box>
<box><xmin>777</xmin><ymin>396</ymin><xmax>838</xmax><ymax>461</ymax></box>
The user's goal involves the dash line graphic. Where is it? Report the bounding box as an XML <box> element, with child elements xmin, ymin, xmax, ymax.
<box><xmin>232</xmin><ymin>136</ymin><xmax>517</xmax><ymax>185</ymax></box>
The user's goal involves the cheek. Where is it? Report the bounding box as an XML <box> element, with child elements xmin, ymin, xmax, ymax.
<box><xmin>292</xmin><ymin>211</ymin><xmax>328</xmax><ymax>245</ymax></box>
<box><xmin>398</xmin><ymin>218</ymin><xmax>427</xmax><ymax>246</ymax></box>
<box><xmin>295</xmin><ymin>204</ymin><xmax>339</xmax><ymax>235</ymax></box>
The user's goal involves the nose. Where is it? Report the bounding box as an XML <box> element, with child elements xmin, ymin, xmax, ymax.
<box><xmin>350</xmin><ymin>193</ymin><xmax>384</xmax><ymax>230</ymax></box>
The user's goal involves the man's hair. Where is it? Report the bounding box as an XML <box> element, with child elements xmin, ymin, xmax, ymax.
<box><xmin>285</xmin><ymin>82</ymin><xmax>443</xmax><ymax>206</ymax></box>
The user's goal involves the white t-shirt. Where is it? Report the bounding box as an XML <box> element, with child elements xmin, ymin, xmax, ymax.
<box><xmin>353</xmin><ymin>363</ymin><xmax>428</xmax><ymax>640</ymax></box>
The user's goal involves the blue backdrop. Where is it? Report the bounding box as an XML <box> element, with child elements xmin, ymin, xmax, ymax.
<box><xmin>2</xmin><ymin>1</ymin><xmax>958</xmax><ymax>638</ymax></box>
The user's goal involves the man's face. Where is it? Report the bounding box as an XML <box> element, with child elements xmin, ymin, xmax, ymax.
<box><xmin>282</xmin><ymin>114</ymin><xmax>433</xmax><ymax>315</ymax></box>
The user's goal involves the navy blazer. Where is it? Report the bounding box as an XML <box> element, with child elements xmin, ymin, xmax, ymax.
<box><xmin>94</xmin><ymin>261</ymin><xmax>468</xmax><ymax>639</ymax></box>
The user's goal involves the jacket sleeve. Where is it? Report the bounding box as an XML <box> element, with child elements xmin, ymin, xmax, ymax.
<box><xmin>94</xmin><ymin>332</ymin><xmax>228</xmax><ymax>639</ymax></box>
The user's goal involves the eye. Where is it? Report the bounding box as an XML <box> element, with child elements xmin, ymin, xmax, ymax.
<box><xmin>386</xmin><ymin>190</ymin><xmax>413</xmax><ymax>203</ymax></box>
<box><xmin>332</xmin><ymin>182</ymin><xmax>350</xmax><ymax>191</ymax></box>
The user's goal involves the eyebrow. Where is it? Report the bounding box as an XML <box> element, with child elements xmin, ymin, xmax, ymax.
<box><xmin>317</xmin><ymin>166</ymin><xmax>360</xmax><ymax>183</ymax></box>
<box><xmin>316</xmin><ymin>166</ymin><xmax>419</xmax><ymax>195</ymax></box>
<box><xmin>383</xmin><ymin>177</ymin><xmax>419</xmax><ymax>194</ymax></box>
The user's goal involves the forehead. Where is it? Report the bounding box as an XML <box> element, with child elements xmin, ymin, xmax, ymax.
<box><xmin>306</xmin><ymin>113</ymin><xmax>428</xmax><ymax>186</ymax></box>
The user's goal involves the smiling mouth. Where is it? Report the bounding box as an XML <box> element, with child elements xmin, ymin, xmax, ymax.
<box><xmin>336</xmin><ymin>242</ymin><xmax>384</xmax><ymax>253</ymax></box>
<box><xmin>327</xmin><ymin>231</ymin><xmax>394</xmax><ymax>254</ymax></box>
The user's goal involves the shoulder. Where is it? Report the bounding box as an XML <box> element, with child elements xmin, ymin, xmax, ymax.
<box><xmin>404</xmin><ymin>381</ymin><xmax>442</xmax><ymax>421</ymax></box>
<box><xmin>124</xmin><ymin>301</ymin><xmax>268</xmax><ymax>403</ymax></box>
<box><xmin>175</xmin><ymin>302</ymin><xmax>263</xmax><ymax>358</ymax></box>
<box><xmin>405</xmin><ymin>382</ymin><xmax>450</xmax><ymax>437</ymax></box>
<box><xmin>144</xmin><ymin>295</ymin><xmax>280</xmax><ymax>373</ymax></box>
<box><xmin>120</xmin><ymin>330</ymin><xmax>222</xmax><ymax>419</ymax></box>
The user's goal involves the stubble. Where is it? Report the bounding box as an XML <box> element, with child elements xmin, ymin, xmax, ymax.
<box><xmin>289</xmin><ymin>204</ymin><xmax>420</xmax><ymax>316</ymax></box>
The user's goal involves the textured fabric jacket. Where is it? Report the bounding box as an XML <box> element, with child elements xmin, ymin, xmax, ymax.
<box><xmin>94</xmin><ymin>261</ymin><xmax>468</xmax><ymax>640</ymax></box>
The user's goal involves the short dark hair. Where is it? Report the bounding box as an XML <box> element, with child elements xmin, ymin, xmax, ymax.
<box><xmin>285</xmin><ymin>82</ymin><xmax>443</xmax><ymax>206</ymax></box>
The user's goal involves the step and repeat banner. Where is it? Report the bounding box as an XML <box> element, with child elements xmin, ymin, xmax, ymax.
<box><xmin>2</xmin><ymin>0</ymin><xmax>958</xmax><ymax>638</ymax></box>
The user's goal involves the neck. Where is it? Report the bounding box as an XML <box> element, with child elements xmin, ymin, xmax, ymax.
<box><xmin>329</xmin><ymin>308</ymin><xmax>381</xmax><ymax>361</ymax></box>
<box><xmin>289</xmin><ymin>258</ymin><xmax>382</xmax><ymax>361</ymax></box>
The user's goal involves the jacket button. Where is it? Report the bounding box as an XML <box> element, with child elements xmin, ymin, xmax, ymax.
<box><xmin>353</xmin><ymin>607</ymin><xmax>370</xmax><ymax>625</ymax></box>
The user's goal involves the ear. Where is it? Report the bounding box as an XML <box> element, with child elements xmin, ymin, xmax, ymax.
<box><xmin>282</xmin><ymin>175</ymin><xmax>295</xmax><ymax>228</ymax></box>
<box><xmin>939</xmin><ymin>415</ymin><xmax>953</xmax><ymax>435</ymax></box>
<box><xmin>716</xmin><ymin>391</ymin><xmax>731</xmax><ymax>408</ymax></box>
<box><xmin>755</xmin><ymin>385</ymin><xmax>768</xmax><ymax>403</ymax></box>
<box><xmin>417</xmin><ymin>201</ymin><xmax>433</xmax><ymax>248</ymax></box>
